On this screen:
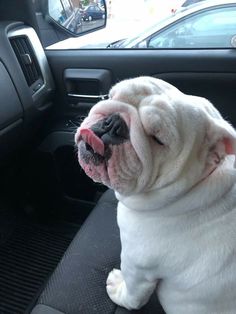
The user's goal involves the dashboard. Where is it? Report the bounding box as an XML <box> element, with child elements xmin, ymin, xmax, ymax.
<box><xmin>0</xmin><ymin>21</ymin><xmax>54</xmax><ymax>161</ymax></box>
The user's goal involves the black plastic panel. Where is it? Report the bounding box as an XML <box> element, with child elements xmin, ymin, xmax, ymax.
<box><xmin>0</xmin><ymin>61</ymin><xmax>23</xmax><ymax>129</ymax></box>
<box><xmin>46</xmin><ymin>49</ymin><xmax>236</xmax><ymax>126</ymax></box>
<box><xmin>0</xmin><ymin>119</ymin><xmax>23</xmax><ymax>159</ymax></box>
<box><xmin>64</xmin><ymin>68</ymin><xmax>111</xmax><ymax>95</ymax></box>
<box><xmin>0</xmin><ymin>22</ymin><xmax>55</xmax><ymax>163</ymax></box>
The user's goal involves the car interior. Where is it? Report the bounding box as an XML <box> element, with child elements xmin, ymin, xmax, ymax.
<box><xmin>0</xmin><ymin>0</ymin><xmax>236</xmax><ymax>313</ymax></box>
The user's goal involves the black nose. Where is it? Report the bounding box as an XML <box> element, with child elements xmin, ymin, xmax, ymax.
<box><xmin>91</xmin><ymin>113</ymin><xmax>129</xmax><ymax>145</ymax></box>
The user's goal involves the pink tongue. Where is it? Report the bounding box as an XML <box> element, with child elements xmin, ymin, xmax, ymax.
<box><xmin>80</xmin><ymin>128</ymin><xmax>105</xmax><ymax>156</ymax></box>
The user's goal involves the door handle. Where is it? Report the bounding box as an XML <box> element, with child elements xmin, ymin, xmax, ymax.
<box><xmin>68</xmin><ymin>93</ymin><xmax>109</xmax><ymax>100</ymax></box>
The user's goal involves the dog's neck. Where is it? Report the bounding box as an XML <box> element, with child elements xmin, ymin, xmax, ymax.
<box><xmin>116</xmin><ymin>157</ymin><xmax>236</xmax><ymax>216</ymax></box>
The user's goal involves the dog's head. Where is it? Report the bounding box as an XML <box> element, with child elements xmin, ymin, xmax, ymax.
<box><xmin>75</xmin><ymin>77</ymin><xmax>236</xmax><ymax>197</ymax></box>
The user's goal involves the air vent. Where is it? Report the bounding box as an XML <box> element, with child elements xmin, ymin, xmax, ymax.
<box><xmin>10</xmin><ymin>36</ymin><xmax>42</xmax><ymax>87</ymax></box>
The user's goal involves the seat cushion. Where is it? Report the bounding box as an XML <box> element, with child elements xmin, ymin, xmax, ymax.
<box><xmin>31</xmin><ymin>190</ymin><xmax>165</xmax><ymax>314</ymax></box>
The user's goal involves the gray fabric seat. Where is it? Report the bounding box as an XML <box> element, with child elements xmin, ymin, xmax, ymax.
<box><xmin>31</xmin><ymin>190</ymin><xmax>165</xmax><ymax>314</ymax></box>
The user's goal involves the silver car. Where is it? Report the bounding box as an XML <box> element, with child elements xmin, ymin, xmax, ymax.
<box><xmin>108</xmin><ymin>0</ymin><xmax>236</xmax><ymax>49</ymax></box>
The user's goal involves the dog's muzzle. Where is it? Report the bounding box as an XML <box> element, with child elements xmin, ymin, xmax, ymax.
<box><xmin>79</xmin><ymin>113</ymin><xmax>129</xmax><ymax>164</ymax></box>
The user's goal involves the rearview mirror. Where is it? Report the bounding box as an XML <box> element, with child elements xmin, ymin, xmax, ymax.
<box><xmin>47</xmin><ymin>0</ymin><xmax>106</xmax><ymax>36</ymax></box>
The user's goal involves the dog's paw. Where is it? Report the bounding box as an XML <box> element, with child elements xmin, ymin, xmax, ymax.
<box><xmin>106</xmin><ymin>268</ymin><xmax>153</xmax><ymax>310</ymax></box>
<box><xmin>106</xmin><ymin>269</ymin><xmax>124</xmax><ymax>298</ymax></box>
<box><xmin>106</xmin><ymin>269</ymin><xmax>129</xmax><ymax>308</ymax></box>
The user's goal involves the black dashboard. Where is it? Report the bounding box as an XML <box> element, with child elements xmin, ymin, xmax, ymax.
<box><xmin>0</xmin><ymin>21</ymin><xmax>54</xmax><ymax>161</ymax></box>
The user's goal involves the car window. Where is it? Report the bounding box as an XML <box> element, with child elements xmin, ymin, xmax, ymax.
<box><xmin>148</xmin><ymin>6</ymin><xmax>236</xmax><ymax>48</ymax></box>
<box><xmin>34</xmin><ymin>0</ymin><xmax>236</xmax><ymax>50</ymax></box>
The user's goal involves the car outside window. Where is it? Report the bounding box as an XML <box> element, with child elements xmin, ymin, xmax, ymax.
<box><xmin>35</xmin><ymin>0</ymin><xmax>236</xmax><ymax>50</ymax></box>
<box><xmin>148</xmin><ymin>6</ymin><xmax>236</xmax><ymax>48</ymax></box>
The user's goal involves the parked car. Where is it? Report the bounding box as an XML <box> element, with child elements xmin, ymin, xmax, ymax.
<box><xmin>108</xmin><ymin>0</ymin><xmax>236</xmax><ymax>49</ymax></box>
<box><xmin>82</xmin><ymin>4</ymin><xmax>105</xmax><ymax>22</ymax></box>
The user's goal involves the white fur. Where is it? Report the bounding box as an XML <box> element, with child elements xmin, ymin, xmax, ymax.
<box><xmin>110</xmin><ymin>159</ymin><xmax>236</xmax><ymax>313</ymax></box>
<box><xmin>76</xmin><ymin>76</ymin><xmax>236</xmax><ymax>313</ymax></box>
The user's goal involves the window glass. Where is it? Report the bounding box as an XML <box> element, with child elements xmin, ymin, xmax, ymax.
<box><xmin>34</xmin><ymin>0</ymin><xmax>236</xmax><ymax>50</ymax></box>
<box><xmin>148</xmin><ymin>6</ymin><xmax>236</xmax><ymax>48</ymax></box>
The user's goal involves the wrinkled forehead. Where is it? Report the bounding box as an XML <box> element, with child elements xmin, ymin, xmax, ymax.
<box><xmin>139</xmin><ymin>91</ymin><xmax>181</xmax><ymax>118</ymax></box>
<box><xmin>186</xmin><ymin>94</ymin><xmax>222</xmax><ymax>120</ymax></box>
<box><xmin>138</xmin><ymin>95</ymin><xmax>179</xmax><ymax>134</ymax></box>
<box><xmin>139</xmin><ymin>93</ymin><xmax>211</xmax><ymax>134</ymax></box>
<box><xmin>91</xmin><ymin>84</ymin><xmax>214</xmax><ymax>136</ymax></box>
<box><xmin>109</xmin><ymin>77</ymin><xmax>179</xmax><ymax>108</ymax></box>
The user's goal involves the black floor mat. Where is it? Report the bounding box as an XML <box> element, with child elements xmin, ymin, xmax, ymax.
<box><xmin>0</xmin><ymin>213</ymin><xmax>78</xmax><ymax>314</ymax></box>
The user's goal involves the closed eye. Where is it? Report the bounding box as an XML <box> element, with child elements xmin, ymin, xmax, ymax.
<box><xmin>152</xmin><ymin>135</ymin><xmax>164</xmax><ymax>146</ymax></box>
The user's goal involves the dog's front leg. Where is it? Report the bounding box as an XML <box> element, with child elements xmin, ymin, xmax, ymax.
<box><xmin>106</xmin><ymin>264</ymin><xmax>157</xmax><ymax>310</ymax></box>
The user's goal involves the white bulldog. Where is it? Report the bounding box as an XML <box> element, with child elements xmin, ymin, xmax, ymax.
<box><xmin>75</xmin><ymin>76</ymin><xmax>236</xmax><ymax>314</ymax></box>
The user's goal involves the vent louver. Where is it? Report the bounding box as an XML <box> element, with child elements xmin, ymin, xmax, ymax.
<box><xmin>10</xmin><ymin>36</ymin><xmax>42</xmax><ymax>87</ymax></box>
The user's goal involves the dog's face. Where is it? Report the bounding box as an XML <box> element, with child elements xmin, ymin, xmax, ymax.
<box><xmin>75</xmin><ymin>77</ymin><xmax>236</xmax><ymax>196</ymax></box>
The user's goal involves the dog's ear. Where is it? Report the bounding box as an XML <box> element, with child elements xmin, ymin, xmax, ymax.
<box><xmin>207</xmin><ymin>117</ymin><xmax>236</xmax><ymax>168</ymax></box>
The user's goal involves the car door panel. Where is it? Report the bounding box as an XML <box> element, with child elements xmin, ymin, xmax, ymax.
<box><xmin>180</xmin><ymin>34</ymin><xmax>232</xmax><ymax>48</ymax></box>
<box><xmin>41</xmin><ymin>48</ymin><xmax>236</xmax><ymax>203</ymax></box>
<box><xmin>158</xmin><ymin>72</ymin><xmax>236</xmax><ymax>125</ymax></box>
<box><xmin>46</xmin><ymin>49</ymin><xmax>236</xmax><ymax>122</ymax></box>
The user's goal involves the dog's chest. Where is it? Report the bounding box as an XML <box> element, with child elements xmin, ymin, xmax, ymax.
<box><xmin>117</xmin><ymin>203</ymin><xmax>193</xmax><ymax>275</ymax></box>
<box><xmin>117</xmin><ymin>201</ymin><xmax>236</xmax><ymax>281</ymax></box>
